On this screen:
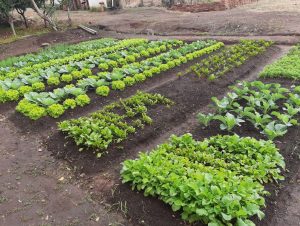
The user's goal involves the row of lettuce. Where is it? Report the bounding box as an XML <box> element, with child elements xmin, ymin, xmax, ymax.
<box><xmin>0</xmin><ymin>38</ymin><xmax>274</xmax><ymax>120</ymax></box>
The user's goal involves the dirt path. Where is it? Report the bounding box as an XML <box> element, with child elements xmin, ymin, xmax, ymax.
<box><xmin>0</xmin><ymin>109</ymin><xmax>130</xmax><ymax>225</ymax></box>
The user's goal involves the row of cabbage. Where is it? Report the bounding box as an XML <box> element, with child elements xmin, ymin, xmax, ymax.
<box><xmin>0</xmin><ymin>38</ymin><xmax>118</xmax><ymax>75</ymax></box>
<box><xmin>1</xmin><ymin>39</ymin><xmax>180</xmax><ymax>102</ymax></box>
<box><xmin>15</xmin><ymin>39</ymin><xmax>223</xmax><ymax>119</ymax></box>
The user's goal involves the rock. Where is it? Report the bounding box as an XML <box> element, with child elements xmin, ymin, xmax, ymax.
<box><xmin>41</xmin><ymin>43</ymin><xmax>50</xmax><ymax>48</ymax></box>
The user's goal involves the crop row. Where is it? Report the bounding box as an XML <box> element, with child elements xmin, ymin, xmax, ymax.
<box><xmin>17</xmin><ymin>40</ymin><xmax>223</xmax><ymax>120</ymax></box>
<box><xmin>0</xmin><ymin>39</ymin><xmax>181</xmax><ymax>103</ymax></box>
<box><xmin>2</xmin><ymin>38</ymin><xmax>147</xmax><ymax>81</ymax></box>
<box><xmin>0</xmin><ymin>38</ymin><xmax>118</xmax><ymax>76</ymax></box>
<box><xmin>58</xmin><ymin>91</ymin><xmax>174</xmax><ymax>157</ymax></box>
<box><xmin>260</xmin><ymin>44</ymin><xmax>300</xmax><ymax>79</ymax></box>
<box><xmin>197</xmin><ymin>81</ymin><xmax>300</xmax><ymax>140</ymax></box>
<box><xmin>121</xmin><ymin>134</ymin><xmax>284</xmax><ymax>225</ymax></box>
<box><xmin>181</xmin><ymin>40</ymin><xmax>273</xmax><ymax>80</ymax></box>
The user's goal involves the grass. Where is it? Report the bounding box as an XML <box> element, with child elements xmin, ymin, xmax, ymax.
<box><xmin>0</xmin><ymin>26</ymin><xmax>51</xmax><ymax>45</ymax></box>
<box><xmin>0</xmin><ymin>22</ymin><xmax>76</xmax><ymax>45</ymax></box>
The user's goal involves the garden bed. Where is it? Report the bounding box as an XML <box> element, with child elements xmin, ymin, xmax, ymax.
<box><xmin>0</xmin><ymin>36</ymin><xmax>298</xmax><ymax>226</ymax></box>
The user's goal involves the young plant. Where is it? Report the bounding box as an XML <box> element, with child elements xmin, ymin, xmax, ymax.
<box><xmin>96</xmin><ymin>86</ymin><xmax>110</xmax><ymax>97</ymax></box>
<box><xmin>213</xmin><ymin>113</ymin><xmax>245</xmax><ymax>131</ymax></box>
<box><xmin>47</xmin><ymin>104</ymin><xmax>65</xmax><ymax>118</ymax></box>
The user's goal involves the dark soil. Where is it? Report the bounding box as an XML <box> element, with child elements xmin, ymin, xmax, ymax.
<box><xmin>43</xmin><ymin>45</ymin><xmax>300</xmax><ymax>226</ymax></box>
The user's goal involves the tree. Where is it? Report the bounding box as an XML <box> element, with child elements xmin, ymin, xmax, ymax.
<box><xmin>0</xmin><ymin>0</ymin><xmax>17</xmax><ymax>36</ymax></box>
<box><xmin>30</xmin><ymin>0</ymin><xmax>58</xmax><ymax>31</ymax></box>
<box><xmin>57</xmin><ymin>0</ymin><xmax>72</xmax><ymax>26</ymax></box>
<box><xmin>14</xmin><ymin>0</ymin><xmax>31</xmax><ymax>28</ymax></box>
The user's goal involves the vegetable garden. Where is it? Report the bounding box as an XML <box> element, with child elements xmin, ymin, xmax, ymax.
<box><xmin>0</xmin><ymin>37</ymin><xmax>299</xmax><ymax>226</ymax></box>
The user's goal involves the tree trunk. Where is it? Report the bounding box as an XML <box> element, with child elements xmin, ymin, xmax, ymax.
<box><xmin>21</xmin><ymin>13</ymin><xmax>29</xmax><ymax>28</ymax></box>
<box><xmin>67</xmin><ymin>3</ymin><xmax>72</xmax><ymax>27</ymax></box>
<box><xmin>8</xmin><ymin>15</ymin><xmax>17</xmax><ymax>37</ymax></box>
<box><xmin>30</xmin><ymin>0</ymin><xmax>58</xmax><ymax>31</ymax></box>
<box><xmin>16</xmin><ymin>8</ymin><xmax>29</xmax><ymax>28</ymax></box>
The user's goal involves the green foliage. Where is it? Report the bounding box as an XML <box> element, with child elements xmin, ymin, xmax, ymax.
<box><xmin>260</xmin><ymin>45</ymin><xmax>300</xmax><ymax>79</ymax></box>
<box><xmin>47</xmin><ymin>76</ymin><xmax>60</xmax><ymax>86</ymax></box>
<box><xmin>47</xmin><ymin>104</ymin><xmax>65</xmax><ymax>118</ymax></box>
<box><xmin>31</xmin><ymin>82</ymin><xmax>45</xmax><ymax>91</ymax></box>
<box><xmin>16</xmin><ymin>99</ymin><xmax>47</xmax><ymax>120</ymax></box>
<box><xmin>112</xmin><ymin>81</ymin><xmax>126</xmax><ymax>90</ymax></box>
<box><xmin>198</xmin><ymin>81</ymin><xmax>299</xmax><ymax>140</ymax></box>
<box><xmin>186</xmin><ymin>40</ymin><xmax>273</xmax><ymax>80</ymax></box>
<box><xmin>121</xmin><ymin>134</ymin><xmax>284</xmax><ymax>225</ymax></box>
<box><xmin>133</xmin><ymin>73</ymin><xmax>146</xmax><ymax>82</ymax></box>
<box><xmin>5</xmin><ymin>89</ymin><xmax>19</xmax><ymax>101</ymax></box>
<box><xmin>123</xmin><ymin>76</ymin><xmax>135</xmax><ymax>86</ymax></box>
<box><xmin>96</xmin><ymin>86</ymin><xmax>110</xmax><ymax>97</ymax></box>
<box><xmin>3</xmin><ymin>39</ymin><xmax>222</xmax><ymax>119</ymax></box>
<box><xmin>58</xmin><ymin>91</ymin><xmax>174</xmax><ymax>156</ymax></box>
<box><xmin>75</xmin><ymin>94</ymin><xmax>90</xmax><ymax>107</ymax></box>
<box><xmin>61</xmin><ymin>74</ymin><xmax>73</xmax><ymax>83</ymax></box>
<box><xmin>98</xmin><ymin>63</ymin><xmax>109</xmax><ymax>70</ymax></box>
<box><xmin>18</xmin><ymin>85</ymin><xmax>33</xmax><ymax>95</ymax></box>
<box><xmin>63</xmin><ymin>98</ymin><xmax>76</xmax><ymax>109</ymax></box>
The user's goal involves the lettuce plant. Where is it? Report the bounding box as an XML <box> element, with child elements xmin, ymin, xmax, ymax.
<box><xmin>96</xmin><ymin>86</ymin><xmax>110</xmax><ymax>97</ymax></box>
<box><xmin>47</xmin><ymin>104</ymin><xmax>65</xmax><ymax>118</ymax></box>
<box><xmin>75</xmin><ymin>94</ymin><xmax>90</xmax><ymax>107</ymax></box>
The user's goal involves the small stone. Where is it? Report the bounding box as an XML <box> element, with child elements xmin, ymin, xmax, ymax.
<box><xmin>41</xmin><ymin>43</ymin><xmax>50</xmax><ymax>48</ymax></box>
